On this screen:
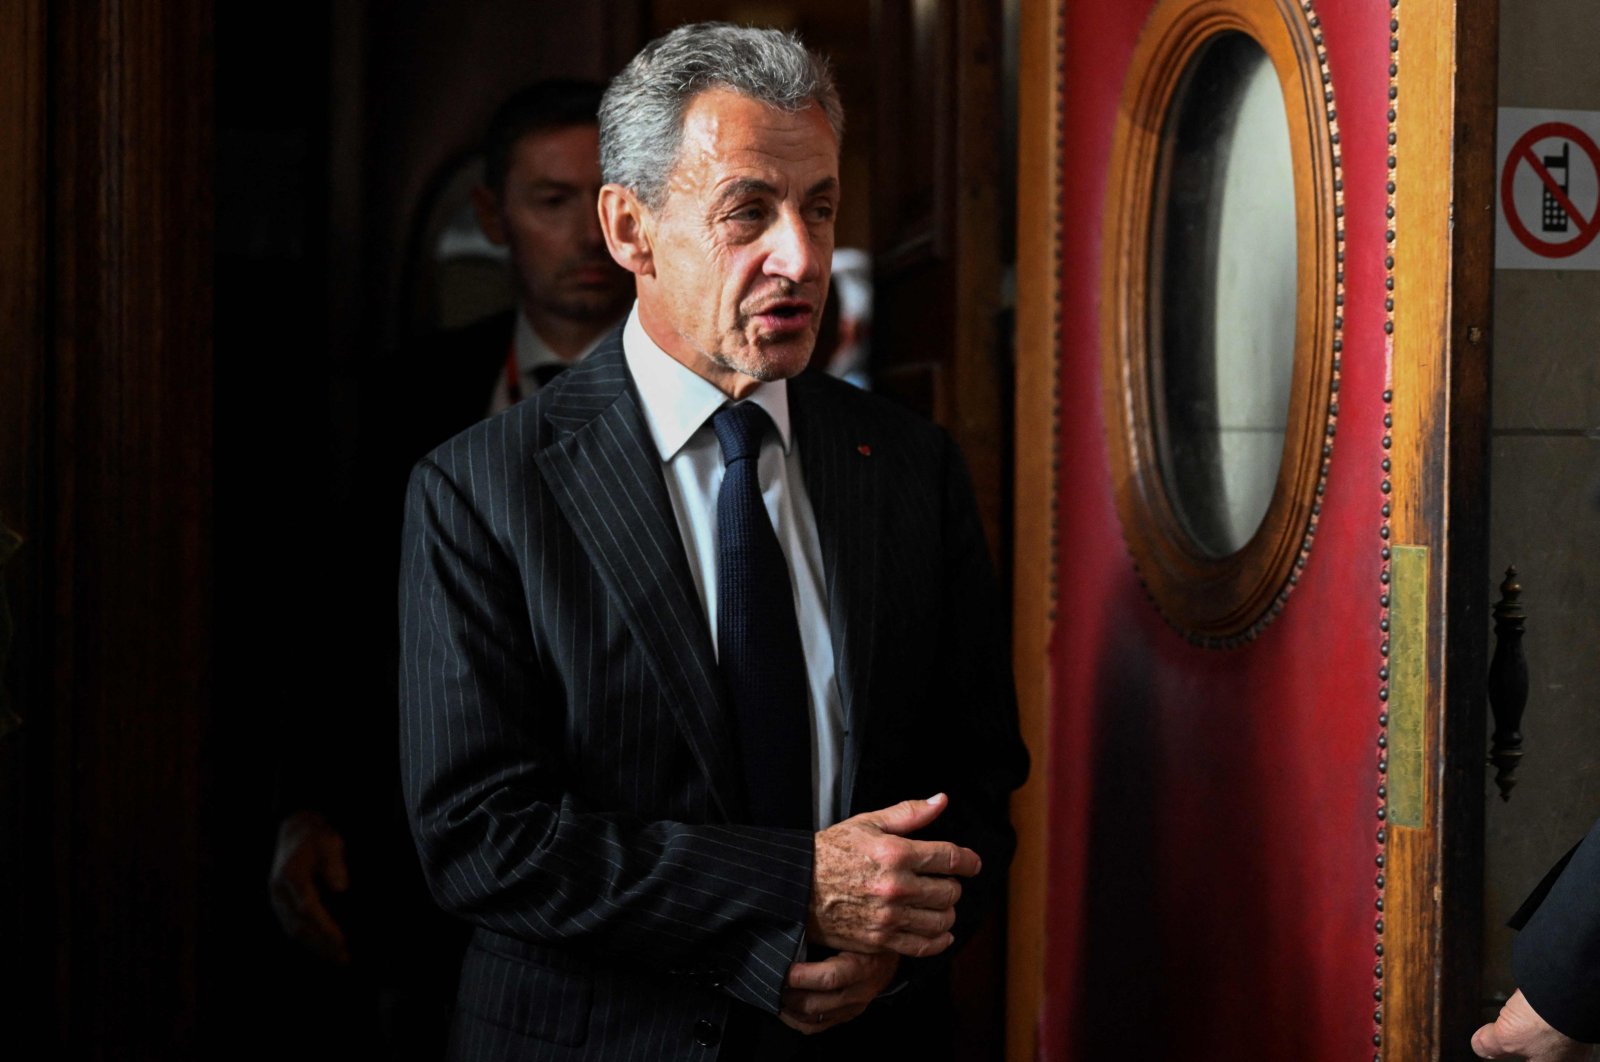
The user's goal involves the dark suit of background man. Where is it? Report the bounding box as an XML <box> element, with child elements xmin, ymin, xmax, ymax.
<box><xmin>400</xmin><ymin>21</ymin><xmax>1028</xmax><ymax>1061</ymax></box>
<box><xmin>267</xmin><ymin>80</ymin><xmax>631</xmax><ymax>1057</ymax></box>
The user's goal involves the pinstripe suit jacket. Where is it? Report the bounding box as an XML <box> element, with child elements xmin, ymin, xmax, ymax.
<box><xmin>399</xmin><ymin>330</ymin><xmax>1026</xmax><ymax>1059</ymax></box>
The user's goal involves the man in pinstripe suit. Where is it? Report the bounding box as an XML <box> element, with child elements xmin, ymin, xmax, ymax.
<box><xmin>400</xmin><ymin>23</ymin><xmax>1027</xmax><ymax>1059</ymax></box>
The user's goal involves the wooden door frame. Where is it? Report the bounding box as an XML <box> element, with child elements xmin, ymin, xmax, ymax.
<box><xmin>1383</xmin><ymin>0</ymin><xmax>1497</xmax><ymax>1055</ymax></box>
<box><xmin>0</xmin><ymin>2</ymin><xmax>214</xmax><ymax>1053</ymax></box>
<box><xmin>1006</xmin><ymin>1</ymin><xmax>1497</xmax><ymax>1057</ymax></box>
<box><xmin>1007</xmin><ymin>1</ymin><xmax>1061</xmax><ymax>1058</ymax></box>
<box><xmin>0</xmin><ymin>0</ymin><xmax>48</xmax><ymax>1036</ymax></box>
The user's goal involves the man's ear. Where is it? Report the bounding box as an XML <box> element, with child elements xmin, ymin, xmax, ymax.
<box><xmin>598</xmin><ymin>184</ymin><xmax>655</xmax><ymax>277</ymax></box>
<box><xmin>470</xmin><ymin>183</ymin><xmax>507</xmax><ymax>246</ymax></box>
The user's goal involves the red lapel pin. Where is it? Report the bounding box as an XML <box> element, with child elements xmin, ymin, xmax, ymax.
<box><xmin>857</xmin><ymin>444</ymin><xmax>872</xmax><ymax>457</ymax></box>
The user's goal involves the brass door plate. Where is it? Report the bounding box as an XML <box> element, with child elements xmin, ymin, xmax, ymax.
<box><xmin>1387</xmin><ymin>545</ymin><xmax>1428</xmax><ymax>829</ymax></box>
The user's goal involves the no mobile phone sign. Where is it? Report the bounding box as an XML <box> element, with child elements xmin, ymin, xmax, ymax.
<box><xmin>1497</xmin><ymin>108</ymin><xmax>1600</xmax><ymax>270</ymax></box>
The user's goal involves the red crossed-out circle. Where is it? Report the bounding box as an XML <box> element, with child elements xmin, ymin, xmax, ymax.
<box><xmin>1500</xmin><ymin>121</ymin><xmax>1600</xmax><ymax>258</ymax></box>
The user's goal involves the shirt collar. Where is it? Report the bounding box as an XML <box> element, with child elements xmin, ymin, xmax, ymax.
<box><xmin>621</xmin><ymin>302</ymin><xmax>792</xmax><ymax>461</ymax></box>
<box><xmin>514</xmin><ymin>312</ymin><xmax>607</xmax><ymax>374</ymax></box>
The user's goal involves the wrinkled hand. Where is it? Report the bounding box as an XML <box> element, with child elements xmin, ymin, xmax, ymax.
<box><xmin>808</xmin><ymin>793</ymin><xmax>980</xmax><ymax>958</ymax></box>
<box><xmin>268</xmin><ymin>809</ymin><xmax>352</xmax><ymax>964</ymax></box>
<box><xmin>779</xmin><ymin>950</ymin><xmax>899</xmax><ymax>1034</ymax></box>
<box><xmin>1473</xmin><ymin>990</ymin><xmax>1595</xmax><ymax>1061</ymax></box>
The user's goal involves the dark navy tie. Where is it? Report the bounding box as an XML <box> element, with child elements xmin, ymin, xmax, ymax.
<box><xmin>712</xmin><ymin>402</ymin><xmax>812</xmax><ymax>830</ymax></box>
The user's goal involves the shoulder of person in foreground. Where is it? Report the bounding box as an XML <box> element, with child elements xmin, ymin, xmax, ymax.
<box><xmin>1510</xmin><ymin>815</ymin><xmax>1600</xmax><ymax>1045</ymax></box>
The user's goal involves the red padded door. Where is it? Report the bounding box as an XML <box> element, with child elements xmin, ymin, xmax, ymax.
<box><xmin>1017</xmin><ymin>0</ymin><xmax>1496</xmax><ymax>1058</ymax></box>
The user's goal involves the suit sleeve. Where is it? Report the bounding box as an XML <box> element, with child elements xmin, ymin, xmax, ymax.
<box><xmin>1513</xmin><ymin>814</ymin><xmax>1600</xmax><ymax>1043</ymax></box>
<box><xmin>399</xmin><ymin>454</ymin><xmax>813</xmax><ymax>1016</ymax></box>
<box><xmin>875</xmin><ymin>429</ymin><xmax>1029</xmax><ymax>999</ymax></box>
<box><xmin>926</xmin><ymin>429</ymin><xmax>1030</xmax><ymax>944</ymax></box>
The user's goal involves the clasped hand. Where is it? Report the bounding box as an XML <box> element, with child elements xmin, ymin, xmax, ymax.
<box><xmin>780</xmin><ymin>794</ymin><xmax>980</xmax><ymax>1034</ymax></box>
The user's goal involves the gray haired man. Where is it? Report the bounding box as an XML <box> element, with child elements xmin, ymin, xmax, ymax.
<box><xmin>400</xmin><ymin>22</ymin><xmax>1026</xmax><ymax>1060</ymax></box>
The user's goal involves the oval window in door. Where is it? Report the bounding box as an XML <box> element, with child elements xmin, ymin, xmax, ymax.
<box><xmin>1102</xmin><ymin>0</ymin><xmax>1340</xmax><ymax>644</ymax></box>
<box><xmin>1152</xmin><ymin>31</ymin><xmax>1296</xmax><ymax>558</ymax></box>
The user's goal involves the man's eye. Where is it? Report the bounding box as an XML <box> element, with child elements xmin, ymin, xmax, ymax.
<box><xmin>808</xmin><ymin>203</ymin><xmax>837</xmax><ymax>223</ymax></box>
<box><xmin>536</xmin><ymin>195</ymin><xmax>570</xmax><ymax>210</ymax></box>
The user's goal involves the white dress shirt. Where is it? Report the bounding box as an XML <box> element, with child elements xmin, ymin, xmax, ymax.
<box><xmin>621</xmin><ymin>304</ymin><xmax>844</xmax><ymax>829</ymax></box>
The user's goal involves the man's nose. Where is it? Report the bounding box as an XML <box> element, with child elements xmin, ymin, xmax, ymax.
<box><xmin>762</xmin><ymin>208</ymin><xmax>822</xmax><ymax>283</ymax></box>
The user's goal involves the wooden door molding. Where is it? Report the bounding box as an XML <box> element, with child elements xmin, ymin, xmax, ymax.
<box><xmin>871</xmin><ymin>0</ymin><xmax>1009</xmax><ymax>568</ymax></box>
<box><xmin>872</xmin><ymin>0</ymin><xmax>955</xmax><ymax>272</ymax></box>
<box><xmin>1007</xmin><ymin>0</ymin><xmax>1062</xmax><ymax>1056</ymax></box>
<box><xmin>1381</xmin><ymin>0</ymin><xmax>1497</xmax><ymax>1055</ymax></box>
<box><xmin>0</xmin><ymin>0</ymin><xmax>47</xmax><ymax>1035</ymax></box>
<box><xmin>1</xmin><ymin>2</ymin><xmax>215</xmax><ymax>1053</ymax></box>
<box><xmin>1101</xmin><ymin>0</ymin><xmax>1341</xmax><ymax>644</ymax></box>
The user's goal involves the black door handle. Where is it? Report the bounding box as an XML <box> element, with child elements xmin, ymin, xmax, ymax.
<box><xmin>1487</xmin><ymin>566</ymin><xmax>1528</xmax><ymax>802</ymax></box>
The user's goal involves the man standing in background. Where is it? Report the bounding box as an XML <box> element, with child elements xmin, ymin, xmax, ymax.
<box><xmin>268</xmin><ymin>79</ymin><xmax>630</xmax><ymax>1057</ymax></box>
<box><xmin>410</xmin><ymin>78</ymin><xmax>635</xmax><ymax>440</ymax></box>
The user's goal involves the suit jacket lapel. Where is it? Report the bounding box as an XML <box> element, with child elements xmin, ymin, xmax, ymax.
<box><xmin>534</xmin><ymin>335</ymin><xmax>741</xmax><ymax>819</ymax></box>
<box><xmin>790</xmin><ymin>374</ymin><xmax>880</xmax><ymax>817</ymax></box>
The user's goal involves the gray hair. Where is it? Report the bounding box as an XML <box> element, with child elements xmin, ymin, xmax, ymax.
<box><xmin>599</xmin><ymin>22</ymin><xmax>844</xmax><ymax>210</ymax></box>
